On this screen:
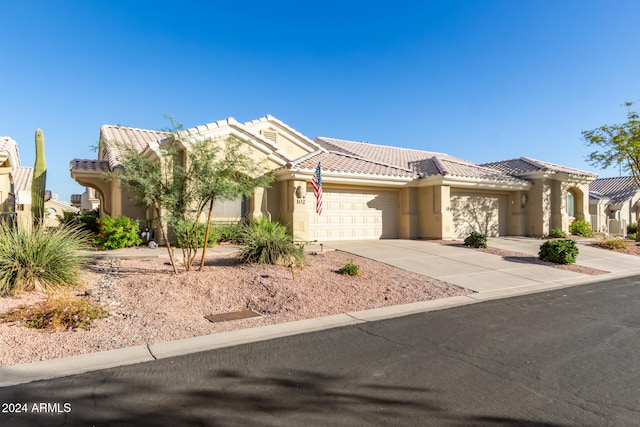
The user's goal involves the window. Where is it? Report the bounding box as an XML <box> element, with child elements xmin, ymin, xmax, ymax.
<box><xmin>566</xmin><ymin>193</ymin><xmax>575</xmax><ymax>217</ymax></box>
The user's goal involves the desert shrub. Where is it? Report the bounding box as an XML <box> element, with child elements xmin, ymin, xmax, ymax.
<box><xmin>549</xmin><ymin>228</ymin><xmax>567</xmax><ymax>238</ymax></box>
<box><xmin>337</xmin><ymin>260</ymin><xmax>360</xmax><ymax>276</ymax></box>
<box><xmin>628</xmin><ymin>222</ymin><xmax>638</xmax><ymax>234</ymax></box>
<box><xmin>174</xmin><ymin>221</ymin><xmax>221</xmax><ymax>249</ymax></box>
<box><xmin>0</xmin><ymin>296</ymin><xmax>108</xmax><ymax>331</ymax></box>
<box><xmin>464</xmin><ymin>231</ymin><xmax>488</xmax><ymax>248</ymax></box>
<box><xmin>628</xmin><ymin>233</ymin><xmax>637</xmax><ymax>241</ymax></box>
<box><xmin>94</xmin><ymin>215</ymin><xmax>142</xmax><ymax>250</ymax></box>
<box><xmin>538</xmin><ymin>239</ymin><xmax>579</xmax><ymax>264</ymax></box>
<box><xmin>216</xmin><ymin>221</ymin><xmax>243</xmax><ymax>244</ymax></box>
<box><xmin>569</xmin><ymin>219</ymin><xmax>593</xmax><ymax>237</ymax></box>
<box><xmin>236</xmin><ymin>216</ymin><xmax>306</xmax><ymax>266</ymax></box>
<box><xmin>58</xmin><ymin>210</ymin><xmax>100</xmax><ymax>234</ymax></box>
<box><xmin>0</xmin><ymin>223</ymin><xmax>90</xmax><ymax>296</ymax></box>
<box><xmin>598</xmin><ymin>238</ymin><xmax>628</xmax><ymax>250</ymax></box>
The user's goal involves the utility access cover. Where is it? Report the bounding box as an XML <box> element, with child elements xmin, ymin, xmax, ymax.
<box><xmin>205</xmin><ymin>309</ymin><xmax>262</xmax><ymax>323</ymax></box>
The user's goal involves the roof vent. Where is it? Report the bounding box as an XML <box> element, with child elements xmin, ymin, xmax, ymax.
<box><xmin>262</xmin><ymin>130</ymin><xmax>278</xmax><ymax>143</ymax></box>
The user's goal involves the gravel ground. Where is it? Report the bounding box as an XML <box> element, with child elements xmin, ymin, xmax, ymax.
<box><xmin>2</xmin><ymin>240</ymin><xmax>633</xmax><ymax>367</ymax></box>
<box><xmin>0</xmin><ymin>250</ymin><xmax>469</xmax><ymax>367</ymax></box>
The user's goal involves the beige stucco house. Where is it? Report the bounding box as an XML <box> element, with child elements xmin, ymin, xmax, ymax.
<box><xmin>1</xmin><ymin>136</ymin><xmax>77</xmax><ymax>228</ymax></box>
<box><xmin>589</xmin><ymin>176</ymin><xmax>640</xmax><ymax>235</ymax></box>
<box><xmin>0</xmin><ymin>137</ymin><xmax>20</xmax><ymax>224</ymax></box>
<box><xmin>69</xmin><ymin>115</ymin><xmax>597</xmax><ymax>242</ymax></box>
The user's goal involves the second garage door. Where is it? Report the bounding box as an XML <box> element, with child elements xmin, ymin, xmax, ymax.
<box><xmin>450</xmin><ymin>191</ymin><xmax>508</xmax><ymax>238</ymax></box>
<box><xmin>309</xmin><ymin>188</ymin><xmax>398</xmax><ymax>241</ymax></box>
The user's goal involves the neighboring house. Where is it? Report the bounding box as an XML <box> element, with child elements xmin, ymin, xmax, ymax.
<box><xmin>0</xmin><ymin>137</ymin><xmax>21</xmax><ymax>225</ymax></box>
<box><xmin>12</xmin><ymin>166</ymin><xmax>78</xmax><ymax>228</ymax></box>
<box><xmin>69</xmin><ymin>115</ymin><xmax>597</xmax><ymax>242</ymax></box>
<box><xmin>589</xmin><ymin>176</ymin><xmax>640</xmax><ymax>235</ymax></box>
<box><xmin>71</xmin><ymin>187</ymin><xmax>100</xmax><ymax>213</ymax></box>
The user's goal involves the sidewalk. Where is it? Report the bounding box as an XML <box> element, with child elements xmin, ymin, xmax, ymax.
<box><xmin>2</xmin><ymin>237</ymin><xmax>639</xmax><ymax>387</ymax></box>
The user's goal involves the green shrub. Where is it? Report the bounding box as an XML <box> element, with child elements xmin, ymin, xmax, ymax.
<box><xmin>569</xmin><ymin>219</ymin><xmax>593</xmax><ymax>237</ymax></box>
<box><xmin>216</xmin><ymin>221</ymin><xmax>243</xmax><ymax>244</ymax></box>
<box><xmin>175</xmin><ymin>221</ymin><xmax>221</xmax><ymax>249</ymax></box>
<box><xmin>236</xmin><ymin>216</ymin><xmax>306</xmax><ymax>266</ymax></box>
<box><xmin>628</xmin><ymin>233</ymin><xmax>637</xmax><ymax>241</ymax></box>
<box><xmin>337</xmin><ymin>260</ymin><xmax>360</xmax><ymax>276</ymax></box>
<box><xmin>0</xmin><ymin>223</ymin><xmax>90</xmax><ymax>296</ymax></box>
<box><xmin>0</xmin><ymin>296</ymin><xmax>108</xmax><ymax>331</ymax></box>
<box><xmin>58</xmin><ymin>210</ymin><xmax>101</xmax><ymax>234</ymax></box>
<box><xmin>598</xmin><ymin>238</ymin><xmax>629</xmax><ymax>250</ymax></box>
<box><xmin>549</xmin><ymin>228</ymin><xmax>567</xmax><ymax>238</ymax></box>
<box><xmin>628</xmin><ymin>222</ymin><xmax>638</xmax><ymax>234</ymax></box>
<box><xmin>538</xmin><ymin>239</ymin><xmax>579</xmax><ymax>264</ymax></box>
<box><xmin>464</xmin><ymin>231</ymin><xmax>488</xmax><ymax>248</ymax></box>
<box><xmin>94</xmin><ymin>215</ymin><xmax>142</xmax><ymax>250</ymax></box>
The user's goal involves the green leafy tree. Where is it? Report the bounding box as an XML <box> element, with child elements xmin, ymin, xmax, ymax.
<box><xmin>193</xmin><ymin>136</ymin><xmax>273</xmax><ymax>270</ymax></box>
<box><xmin>583</xmin><ymin>102</ymin><xmax>640</xmax><ymax>184</ymax></box>
<box><xmin>583</xmin><ymin>102</ymin><xmax>640</xmax><ymax>241</ymax></box>
<box><xmin>107</xmin><ymin>130</ymin><xmax>182</xmax><ymax>272</ymax></box>
<box><xmin>111</xmin><ymin>118</ymin><xmax>272</xmax><ymax>272</ymax></box>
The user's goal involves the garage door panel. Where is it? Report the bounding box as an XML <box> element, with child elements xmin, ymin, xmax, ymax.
<box><xmin>309</xmin><ymin>189</ymin><xmax>398</xmax><ymax>241</ymax></box>
<box><xmin>451</xmin><ymin>192</ymin><xmax>507</xmax><ymax>238</ymax></box>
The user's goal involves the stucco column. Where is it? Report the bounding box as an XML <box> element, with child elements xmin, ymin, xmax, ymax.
<box><xmin>439</xmin><ymin>185</ymin><xmax>454</xmax><ymax>239</ymax></box>
<box><xmin>398</xmin><ymin>187</ymin><xmax>418</xmax><ymax>239</ymax></box>
<box><xmin>248</xmin><ymin>186</ymin><xmax>269</xmax><ymax>220</ymax></box>
<box><xmin>284</xmin><ymin>180</ymin><xmax>309</xmax><ymax>241</ymax></box>
<box><xmin>526</xmin><ymin>178</ymin><xmax>552</xmax><ymax>236</ymax></box>
<box><xmin>417</xmin><ymin>185</ymin><xmax>453</xmax><ymax>239</ymax></box>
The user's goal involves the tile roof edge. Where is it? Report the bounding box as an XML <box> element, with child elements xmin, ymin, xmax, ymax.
<box><xmin>431</xmin><ymin>156</ymin><xmax>448</xmax><ymax>176</ymax></box>
<box><xmin>252</xmin><ymin>115</ymin><xmax>319</xmax><ymax>144</ymax></box>
<box><xmin>316</xmin><ymin>136</ymin><xmax>451</xmax><ymax>157</ymax></box>
<box><xmin>285</xmin><ymin>150</ymin><xmax>418</xmax><ymax>175</ymax></box>
<box><xmin>314</xmin><ymin>137</ymin><xmax>360</xmax><ymax>156</ymax></box>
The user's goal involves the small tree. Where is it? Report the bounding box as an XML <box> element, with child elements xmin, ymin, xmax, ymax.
<box><xmin>108</xmin><ymin>129</ymin><xmax>183</xmax><ymax>272</ymax></box>
<box><xmin>583</xmin><ymin>102</ymin><xmax>640</xmax><ymax>241</ymax></box>
<box><xmin>111</xmin><ymin>119</ymin><xmax>272</xmax><ymax>272</ymax></box>
<box><xmin>193</xmin><ymin>136</ymin><xmax>273</xmax><ymax>271</ymax></box>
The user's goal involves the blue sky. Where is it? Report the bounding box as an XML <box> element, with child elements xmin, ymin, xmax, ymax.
<box><xmin>2</xmin><ymin>0</ymin><xmax>640</xmax><ymax>203</ymax></box>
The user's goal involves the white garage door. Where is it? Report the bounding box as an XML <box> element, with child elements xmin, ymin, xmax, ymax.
<box><xmin>450</xmin><ymin>191</ymin><xmax>507</xmax><ymax>238</ymax></box>
<box><xmin>309</xmin><ymin>189</ymin><xmax>398</xmax><ymax>241</ymax></box>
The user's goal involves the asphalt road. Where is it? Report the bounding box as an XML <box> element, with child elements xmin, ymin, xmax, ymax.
<box><xmin>2</xmin><ymin>276</ymin><xmax>640</xmax><ymax>426</ymax></box>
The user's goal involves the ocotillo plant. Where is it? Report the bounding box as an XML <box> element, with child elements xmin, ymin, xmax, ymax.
<box><xmin>31</xmin><ymin>128</ymin><xmax>47</xmax><ymax>225</ymax></box>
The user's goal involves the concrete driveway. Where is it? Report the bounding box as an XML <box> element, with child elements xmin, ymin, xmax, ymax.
<box><xmin>325</xmin><ymin>237</ymin><xmax>640</xmax><ymax>294</ymax></box>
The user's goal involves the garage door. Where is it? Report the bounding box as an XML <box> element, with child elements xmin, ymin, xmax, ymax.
<box><xmin>309</xmin><ymin>188</ymin><xmax>398</xmax><ymax>241</ymax></box>
<box><xmin>450</xmin><ymin>191</ymin><xmax>507</xmax><ymax>238</ymax></box>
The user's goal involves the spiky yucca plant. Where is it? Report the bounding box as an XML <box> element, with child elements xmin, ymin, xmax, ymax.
<box><xmin>236</xmin><ymin>216</ymin><xmax>306</xmax><ymax>266</ymax></box>
<box><xmin>0</xmin><ymin>222</ymin><xmax>89</xmax><ymax>296</ymax></box>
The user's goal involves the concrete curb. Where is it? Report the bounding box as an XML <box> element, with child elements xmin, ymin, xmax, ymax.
<box><xmin>0</xmin><ymin>345</ymin><xmax>153</xmax><ymax>387</ymax></box>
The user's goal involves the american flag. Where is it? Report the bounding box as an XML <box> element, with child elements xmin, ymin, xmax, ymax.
<box><xmin>311</xmin><ymin>162</ymin><xmax>323</xmax><ymax>215</ymax></box>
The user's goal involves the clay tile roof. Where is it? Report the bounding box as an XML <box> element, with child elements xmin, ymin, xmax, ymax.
<box><xmin>313</xmin><ymin>137</ymin><xmax>526</xmax><ymax>184</ymax></box>
<box><xmin>13</xmin><ymin>166</ymin><xmax>32</xmax><ymax>192</ymax></box>
<box><xmin>285</xmin><ymin>150</ymin><xmax>417</xmax><ymax>178</ymax></box>
<box><xmin>69</xmin><ymin>159</ymin><xmax>111</xmax><ymax>173</ymax></box>
<box><xmin>100</xmin><ymin>125</ymin><xmax>169</xmax><ymax>169</ymax></box>
<box><xmin>0</xmin><ymin>137</ymin><xmax>17</xmax><ymax>152</ymax></box>
<box><xmin>481</xmin><ymin>157</ymin><xmax>597</xmax><ymax>178</ymax></box>
<box><xmin>589</xmin><ymin>176</ymin><xmax>640</xmax><ymax>204</ymax></box>
<box><xmin>314</xmin><ymin>137</ymin><xmax>463</xmax><ymax>170</ymax></box>
<box><xmin>411</xmin><ymin>156</ymin><xmax>529</xmax><ymax>183</ymax></box>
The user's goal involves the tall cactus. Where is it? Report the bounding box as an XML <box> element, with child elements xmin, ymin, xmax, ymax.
<box><xmin>31</xmin><ymin>128</ymin><xmax>47</xmax><ymax>226</ymax></box>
